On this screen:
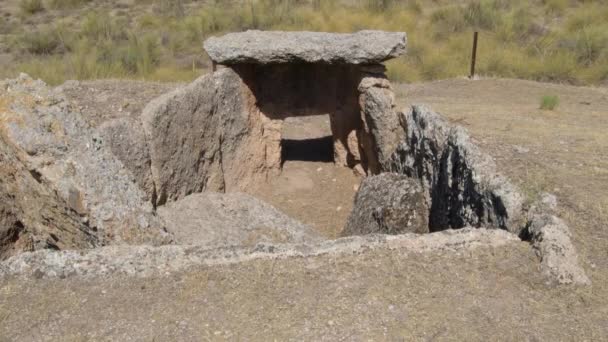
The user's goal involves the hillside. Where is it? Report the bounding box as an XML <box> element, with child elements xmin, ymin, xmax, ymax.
<box><xmin>1</xmin><ymin>0</ymin><xmax>607</xmax><ymax>85</ymax></box>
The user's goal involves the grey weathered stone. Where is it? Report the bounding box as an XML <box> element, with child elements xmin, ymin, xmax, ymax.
<box><xmin>385</xmin><ymin>105</ymin><xmax>525</xmax><ymax>234</ymax></box>
<box><xmin>158</xmin><ymin>192</ymin><xmax>321</xmax><ymax>247</ymax></box>
<box><xmin>0</xmin><ymin>74</ymin><xmax>171</xmax><ymax>246</ymax></box>
<box><xmin>0</xmin><ymin>228</ymin><xmax>518</xmax><ymax>279</ymax></box>
<box><xmin>527</xmin><ymin>213</ymin><xmax>590</xmax><ymax>285</ymax></box>
<box><xmin>204</xmin><ymin>30</ymin><xmax>407</xmax><ymax>65</ymax></box>
<box><xmin>0</xmin><ymin>134</ymin><xmax>97</xmax><ymax>259</ymax></box>
<box><xmin>358</xmin><ymin>75</ymin><xmax>404</xmax><ymax>173</ymax></box>
<box><xmin>97</xmin><ymin>118</ymin><xmax>155</xmax><ymax>202</ymax></box>
<box><xmin>522</xmin><ymin>194</ymin><xmax>590</xmax><ymax>285</ymax></box>
<box><xmin>342</xmin><ymin>173</ymin><xmax>429</xmax><ymax>236</ymax></box>
<box><xmin>141</xmin><ymin>68</ymin><xmax>281</xmax><ymax>205</ymax></box>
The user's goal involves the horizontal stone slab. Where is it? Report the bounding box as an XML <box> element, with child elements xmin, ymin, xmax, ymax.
<box><xmin>204</xmin><ymin>30</ymin><xmax>407</xmax><ymax>65</ymax></box>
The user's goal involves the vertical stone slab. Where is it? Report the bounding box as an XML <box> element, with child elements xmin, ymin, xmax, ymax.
<box><xmin>358</xmin><ymin>66</ymin><xmax>404</xmax><ymax>174</ymax></box>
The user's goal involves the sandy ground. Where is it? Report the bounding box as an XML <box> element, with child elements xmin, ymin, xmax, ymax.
<box><xmin>1</xmin><ymin>77</ymin><xmax>607</xmax><ymax>340</ymax></box>
<box><xmin>249</xmin><ymin>115</ymin><xmax>361</xmax><ymax>238</ymax></box>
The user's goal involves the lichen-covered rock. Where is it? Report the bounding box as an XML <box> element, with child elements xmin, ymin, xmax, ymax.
<box><xmin>342</xmin><ymin>173</ymin><xmax>429</xmax><ymax>236</ymax></box>
<box><xmin>97</xmin><ymin>117</ymin><xmax>155</xmax><ymax>202</ymax></box>
<box><xmin>204</xmin><ymin>30</ymin><xmax>407</xmax><ymax>65</ymax></box>
<box><xmin>141</xmin><ymin>68</ymin><xmax>280</xmax><ymax>205</ymax></box>
<box><xmin>0</xmin><ymin>74</ymin><xmax>170</xmax><ymax>247</ymax></box>
<box><xmin>385</xmin><ymin>105</ymin><xmax>524</xmax><ymax>234</ymax></box>
<box><xmin>157</xmin><ymin>192</ymin><xmax>321</xmax><ymax>247</ymax></box>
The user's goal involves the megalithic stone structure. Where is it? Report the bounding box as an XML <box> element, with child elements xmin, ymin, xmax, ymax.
<box><xmin>142</xmin><ymin>30</ymin><xmax>407</xmax><ymax>205</ymax></box>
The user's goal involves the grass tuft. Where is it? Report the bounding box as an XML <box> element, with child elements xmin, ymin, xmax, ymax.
<box><xmin>19</xmin><ymin>0</ymin><xmax>44</xmax><ymax>15</ymax></box>
<box><xmin>47</xmin><ymin>0</ymin><xmax>92</xmax><ymax>10</ymax></box>
<box><xmin>540</xmin><ymin>95</ymin><xmax>559</xmax><ymax>110</ymax></box>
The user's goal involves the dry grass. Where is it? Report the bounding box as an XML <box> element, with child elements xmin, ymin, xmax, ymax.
<box><xmin>1</xmin><ymin>0</ymin><xmax>608</xmax><ymax>85</ymax></box>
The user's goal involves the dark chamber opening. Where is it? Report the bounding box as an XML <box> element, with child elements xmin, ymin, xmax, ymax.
<box><xmin>281</xmin><ymin>136</ymin><xmax>334</xmax><ymax>164</ymax></box>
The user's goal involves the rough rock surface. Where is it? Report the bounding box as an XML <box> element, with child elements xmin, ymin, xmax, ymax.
<box><xmin>386</xmin><ymin>105</ymin><xmax>524</xmax><ymax>234</ymax></box>
<box><xmin>0</xmin><ymin>74</ymin><xmax>170</xmax><ymax>246</ymax></box>
<box><xmin>526</xmin><ymin>214</ymin><xmax>590</xmax><ymax>285</ymax></box>
<box><xmin>158</xmin><ymin>192</ymin><xmax>321</xmax><ymax>247</ymax></box>
<box><xmin>0</xmin><ymin>228</ymin><xmax>519</xmax><ymax>279</ymax></box>
<box><xmin>522</xmin><ymin>193</ymin><xmax>590</xmax><ymax>285</ymax></box>
<box><xmin>0</xmin><ymin>135</ymin><xmax>97</xmax><ymax>259</ymax></box>
<box><xmin>97</xmin><ymin>118</ymin><xmax>155</xmax><ymax>201</ymax></box>
<box><xmin>204</xmin><ymin>30</ymin><xmax>407</xmax><ymax>65</ymax></box>
<box><xmin>358</xmin><ymin>74</ymin><xmax>404</xmax><ymax>173</ymax></box>
<box><xmin>142</xmin><ymin>68</ymin><xmax>278</xmax><ymax>205</ymax></box>
<box><xmin>342</xmin><ymin>173</ymin><xmax>429</xmax><ymax>236</ymax></box>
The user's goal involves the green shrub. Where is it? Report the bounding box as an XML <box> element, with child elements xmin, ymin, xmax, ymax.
<box><xmin>81</xmin><ymin>11</ymin><xmax>127</xmax><ymax>42</ymax></box>
<box><xmin>19</xmin><ymin>0</ymin><xmax>44</xmax><ymax>15</ymax></box>
<box><xmin>47</xmin><ymin>0</ymin><xmax>92</xmax><ymax>10</ymax></box>
<box><xmin>543</xmin><ymin>0</ymin><xmax>567</xmax><ymax>15</ymax></box>
<box><xmin>20</xmin><ymin>30</ymin><xmax>61</xmax><ymax>54</ymax></box>
<box><xmin>463</xmin><ymin>0</ymin><xmax>503</xmax><ymax>30</ymax></box>
<box><xmin>366</xmin><ymin>0</ymin><xmax>396</xmax><ymax>12</ymax></box>
<box><xmin>572</xmin><ymin>26</ymin><xmax>608</xmax><ymax>66</ymax></box>
<box><xmin>540</xmin><ymin>95</ymin><xmax>559</xmax><ymax>110</ymax></box>
<box><xmin>121</xmin><ymin>34</ymin><xmax>160</xmax><ymax>75</ymax></box>
<box><xmin>430</xmin><ymin>6</ymin><xmax>467</xmax><ymax>35</ymax></box>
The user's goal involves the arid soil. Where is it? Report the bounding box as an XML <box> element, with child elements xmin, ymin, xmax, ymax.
<box><xmin>249</xmin><ymin>115</ymin><xmax>361</xmax><ymax>238</ymax></box>
<box><xmin>1</xmin><ymin>77</ymin><xmax>607</xmax><ymax>340</ymax></box>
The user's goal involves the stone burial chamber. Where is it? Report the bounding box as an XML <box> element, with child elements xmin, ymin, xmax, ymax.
<box><xmin>0</xmin><ymin>30</ymin><xmax>589</xmax><ymax>285</ymax></box>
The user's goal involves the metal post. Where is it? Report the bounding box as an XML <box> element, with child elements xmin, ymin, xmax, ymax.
<box><xmin>469</xmin><ymin>31</ymin><xmax>478</xmax><ymax>79</ymax></box>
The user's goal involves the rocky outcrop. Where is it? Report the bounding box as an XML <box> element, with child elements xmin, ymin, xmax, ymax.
<box><xmin>204</xmin><ymin>30</ymin><xmax>407</xmax><ymax>65</ymax></box>
<box><xmin>385</xmin><ymin>105</ymin><xmax>525</xmax><ymax>234</ymax></box>
<box><xmin>97</xmin><ymin>118</ymin><xmax>155</xmax><ymax>201</ymax></box>
<box><xmin>158</xmin><ymin>192</ymin><xmax>321</xmax><ymax>247</ymax></box>
<box><xmin>142</xmin><ymin>68</ymin><xmax>280</xmax><ymax>205</ymax></box>
<box><xmin>0</xmin><ymin>74</ymin><xmax>170</xmax><ymax>247</ymax></box>
<box><xmin>342</xmin><ymin>173</ymin><xmax>428</xmax><ymax>236</ymax></box>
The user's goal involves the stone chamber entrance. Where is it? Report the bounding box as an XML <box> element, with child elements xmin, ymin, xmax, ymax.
<box><xmin>232</xmin><ymin>63</ymin><xmax>367</xmax><ymax>169</ymax></box>
<box><xmin>228</xmin><ymin>63</ymin><xmax>375</xmax><ymax>237</ymax></box>
<box><xmin>280</xmin><ymin>115</ymin><xmax>334</xmax><ymax>164</ymax></box>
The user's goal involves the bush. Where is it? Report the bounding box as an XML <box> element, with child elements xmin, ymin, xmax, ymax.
<box><xmin>540</xmin><ymin>95</ymin><xmax>559</xmax><ymax>110</ymax></box>
<box><xmin>463</xmin><ymin>0</ymin><xmax>503</xmax><ymax>31</ymax></box>
<box><xmin>19</xmin><ymin>0</ymin><xmax>44</xmax><ymax>15</ymax></box>
<box><xmin>543</xmin><ymin>0</ymin><xmax>567</xmax><ymax>15</ymax></box>
<box><xmin>20</xmin><ymin>30</ymin><xmax>61</xmax><ymax>55</ymax></box>
<box><xmin>47</xmin><ymin>0</ymin><xmax>92</xmax><ymax>10</ymax></box>
<box><xmin>81</xmin><ymin>11</ymin><xmax>127</xmax><ymax>42</ymax></box>
<box><xmin>121</xmin><ymin>34</ymin><xmax>160</xmax><ymax>75</ymax></box>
